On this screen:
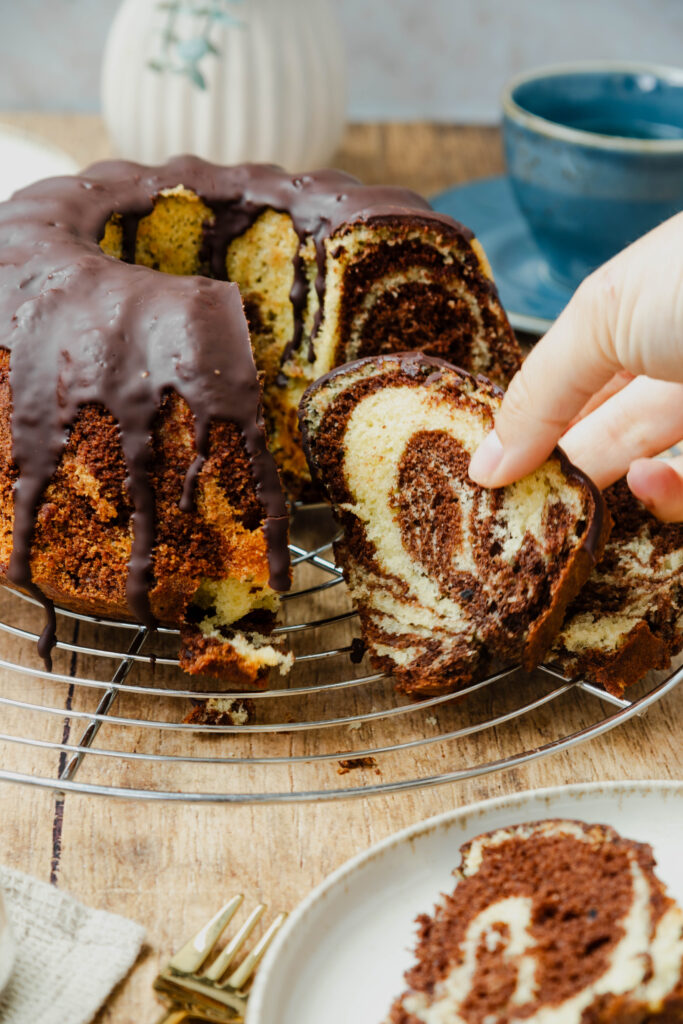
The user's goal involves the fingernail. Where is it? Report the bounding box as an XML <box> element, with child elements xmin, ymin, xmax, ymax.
<box><xmin>469</xmin><ymin>430</ymin><xmax>505</xmax><ymax>485</ymax></box>
<box><xmin>626</xmin><ymin>463</ymin><xmax>656</xmax><ymax>509</ymax></box>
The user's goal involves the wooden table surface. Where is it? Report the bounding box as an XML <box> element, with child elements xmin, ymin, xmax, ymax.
<box><xmin>0</xmin><ymin>115</ymin><xmax>680</xmax><ymax>1024</ymax></box>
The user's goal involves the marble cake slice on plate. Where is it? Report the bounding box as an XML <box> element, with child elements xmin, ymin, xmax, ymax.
<box><xmin>299</xmin><ymin>353</ymin><xmax>609</xmax><ymax>697</ymax></box>
<box><xmin>550</xmin><ymin>478</ymin><xmax>683</xmax><ymax>696</ymax></box>
<box><xmin>384</xmin><ymin>819</ymin><xmax>683</xmax><ymax>1024</ymax></box>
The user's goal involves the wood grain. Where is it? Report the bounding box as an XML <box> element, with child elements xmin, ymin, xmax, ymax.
<box><xmin>0</xmin><ymin>115</ymin><xmax>504</xmax><ymax>194</ymax></box>
<box><xmin>0</xmin><ymin>116</ymin><xmax>679</xmax><ymax>1024</ymax></box>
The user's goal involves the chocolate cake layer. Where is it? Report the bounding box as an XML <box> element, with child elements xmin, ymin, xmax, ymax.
<box><xmin>0</xmin><ymin>157</ymin><xmax>520</xmax><ymax>673</ymax></box>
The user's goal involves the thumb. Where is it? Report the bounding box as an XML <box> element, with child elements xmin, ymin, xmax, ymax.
<box><xmin>469</xmin><ymin>270</ymin><xmax>621</xmax><ymax>486</ymax></box>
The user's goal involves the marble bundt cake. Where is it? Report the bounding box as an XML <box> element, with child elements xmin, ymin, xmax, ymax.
<box><xmin>550</xmin><ymin>479</ymin><xmax>683</xmax><ymax>696</ymax></box>
<box><xmin>0</xmin><ymin>157</ymin><xmax>520</xmax><ymax>672</ymax></box>
<box><xmin>386</xmin><ymin>820</ymin><xmax>683</xmax><ymax>1024</ymax></box>
<box><xmin>300</xmin><ymin>353</ymin><xmax>608</xmax><ymax>697</ymax></box>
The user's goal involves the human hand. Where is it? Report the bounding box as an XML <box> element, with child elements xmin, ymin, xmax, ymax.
<box><xmin>468</xmin><ymin>211</ymin><xmax>683</xmax><ymax>521</ymax></box>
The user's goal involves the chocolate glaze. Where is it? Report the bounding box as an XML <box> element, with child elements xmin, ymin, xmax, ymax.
<box><xmin>0</xmin><ymin>157</ymin><xmax>470</xmax><ymax>665</ymax></box>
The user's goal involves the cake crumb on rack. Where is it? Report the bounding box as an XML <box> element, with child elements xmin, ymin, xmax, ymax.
<box><xmin>337</xmin><ymin>756</ymin><xmax>379</xmax><ymax>775</ymax></box>
<box><xmin>184</xmin><ymin>697</ymin><xmax>253</xmax><ymax>727</ymax></box>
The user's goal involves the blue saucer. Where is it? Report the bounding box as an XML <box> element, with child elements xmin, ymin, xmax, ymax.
<box><xmin>431</xmin><ymin>175</ymin><xmax>574</xmax><ymax>335</ymax></box>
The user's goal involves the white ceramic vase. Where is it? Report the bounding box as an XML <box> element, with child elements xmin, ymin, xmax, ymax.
<box><xmin>101</xmin><ymin>0</ymin><xmax>347</xmax><ymax>169</ymax></box>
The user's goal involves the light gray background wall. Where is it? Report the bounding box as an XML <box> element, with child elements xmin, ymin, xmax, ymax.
<box><xmin>2</xmin><ymin>0</ymin><xmax>682</xmax><ymax>122</ymax></box>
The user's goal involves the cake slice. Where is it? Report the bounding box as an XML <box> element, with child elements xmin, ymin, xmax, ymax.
<box><xmin>550</xmin><ymin>478</ymin><xmax>683</xmax><ymax>696</ymax></box>
<box><xmin>299</xmin><ymin>354</ymin><xmax>608</xmax><ymax>697</ymax></box>
<box><xmin>385</xmin><ymin>819</ymin><xmax>683</xmax><ymax>1024</ymax></box>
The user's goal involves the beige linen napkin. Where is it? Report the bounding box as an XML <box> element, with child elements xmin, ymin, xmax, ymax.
<box><xmin>0</xmin><ymin>865</ymin><xmax>145</xmax><ymax>1024</ymax></box>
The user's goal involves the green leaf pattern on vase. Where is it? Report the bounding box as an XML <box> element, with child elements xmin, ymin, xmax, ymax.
<box><xmin>147</xmin><ymin>0</ymin><xmax>244</xmax><ymax>90</ymax></box>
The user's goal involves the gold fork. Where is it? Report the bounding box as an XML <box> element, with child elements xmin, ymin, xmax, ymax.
<box><xmin>154</xmin><ymin>895</ymin><xmax>287</xmax><ymax>1023</ymax></box>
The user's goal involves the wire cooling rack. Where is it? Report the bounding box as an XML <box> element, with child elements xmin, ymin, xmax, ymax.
<box><xmin>0</xmin><ymin>503</ymin><xmax>679</xmax><ymax>803</ymax></box>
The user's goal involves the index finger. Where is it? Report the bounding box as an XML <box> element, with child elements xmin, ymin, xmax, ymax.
<box><xmin>469</xmin><ymin>270</ymin><xmax>621</xmax><ymax>486</ymax></box>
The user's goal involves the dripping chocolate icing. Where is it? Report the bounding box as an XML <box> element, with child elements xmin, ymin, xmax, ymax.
<box><xmin>0</xmin><ymin>155</ymin><xmax>471</xmax><ymax>666</ymax></box>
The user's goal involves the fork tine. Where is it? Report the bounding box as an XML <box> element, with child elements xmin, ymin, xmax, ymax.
<box><xmin>202</xmin><ymin>903</ymin><xmax>265</xmax><ymax>982</ymax></box>
<box><xmin>224</xmin><ymin>912</ymin><xmax>287</xmax><ymax>991</ymax></box>
<box><xmin>168</xmin><ymin>895</ymin><xmax>244</xmax><ymax>974</ymax></box>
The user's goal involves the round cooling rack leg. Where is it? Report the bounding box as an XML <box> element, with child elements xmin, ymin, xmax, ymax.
<box><xmin>58</xmin><ymin>626</ymin><xmax>149</xmax><ymax>784</ymax></box>
<box><xmin>538</xmin><ymin>665</ymin><xmax>632</xmax><ymax>710</ymax></box>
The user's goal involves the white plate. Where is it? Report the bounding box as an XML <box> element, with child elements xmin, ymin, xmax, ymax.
<box><xmin>247</xmin><ymin>781</ymin><xmax>683</xmax><ymax>1024</ymax></box>
<box><xmin>0</xmin><ymin>124</ymin><xmax>78</xmax><ymax>202</ymax></box>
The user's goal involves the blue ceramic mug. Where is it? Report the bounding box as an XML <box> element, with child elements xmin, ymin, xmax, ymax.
<box><xmin>502</xmin><ymin>62</ymin><xmax>683</xmax><ymax>289</ymax></box>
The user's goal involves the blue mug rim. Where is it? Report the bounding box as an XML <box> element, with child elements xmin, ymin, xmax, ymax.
<box><xmin>502</xmin><ymin>60</ymin><xmax>683</xmax><ymax>154</ymax></box>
